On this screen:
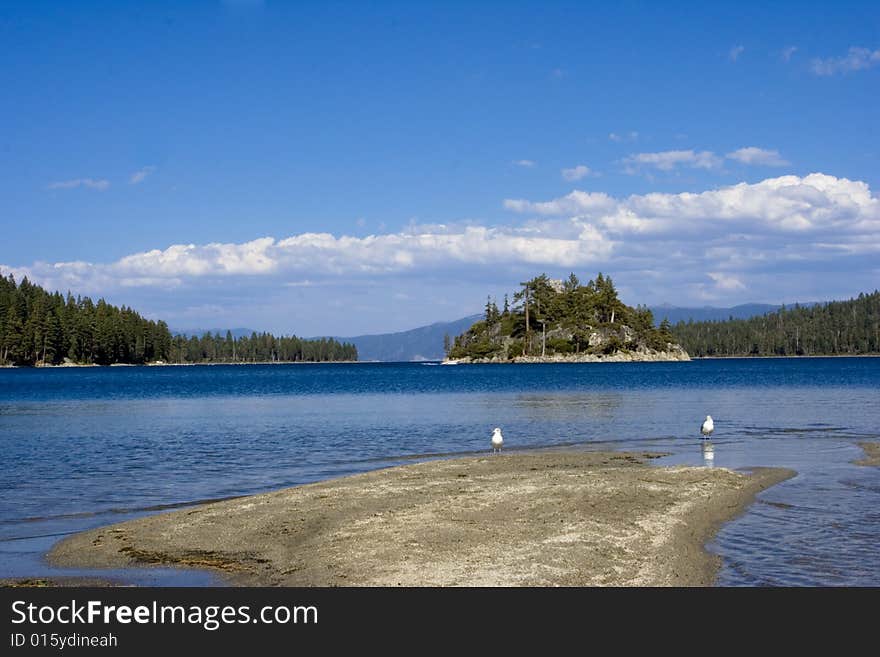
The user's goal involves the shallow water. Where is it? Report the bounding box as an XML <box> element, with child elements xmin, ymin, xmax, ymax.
<box><xmin>0</xmin><ymin>359</ymin><xmax>877</xmax><ymax>585</ymax></box>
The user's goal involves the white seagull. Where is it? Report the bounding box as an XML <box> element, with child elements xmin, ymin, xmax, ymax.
<box><xmin>491</xmin><ymin>427</ymin><xmax>504</xmax><ymax>454</ymax></box>
<box><xmin>700</xmin><ymin>415</ymin><xmax>714</xmax><ymax>439</ymax></box>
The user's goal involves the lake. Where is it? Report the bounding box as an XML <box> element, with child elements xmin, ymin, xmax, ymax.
<box><xmin>1</xmin><ymin>358</ymin><xmax>878</xmax><ymax>585</ymax></box>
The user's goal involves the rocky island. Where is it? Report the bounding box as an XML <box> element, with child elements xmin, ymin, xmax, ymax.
<box><xmin>445</xmin><ymin>273</ymin><xmax>689</xmax><ymax>363</ymax></box>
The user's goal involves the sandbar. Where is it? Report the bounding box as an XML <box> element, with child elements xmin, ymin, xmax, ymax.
<box><xmin>856</xmin><ymin>442</ymin><xmax>880</xmax><ymax>467</ymax></box>
<box><xmin>49</xmin><ymin>452</ymin><xmax>792</xmax><ymax>587</ymax></box>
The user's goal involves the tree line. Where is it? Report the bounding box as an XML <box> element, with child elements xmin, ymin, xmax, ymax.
<box><xmin>166</xmin><ymin>332</ymin><xmax>357</xmax><ymax>364</ymax></box>
<box><xmin>0</xmin><ymin>273</ymin><xmax>356</xmax><ymax>366</ymax></box>
<box><xmin>447</xmin><ymin>273</ymin><xmax>675</xmax><ymax>359</ymax></box>
<box><xmin>669</xmin><ymin>291</ymin><xmax>880</xmax><ymax>357</ymax></box>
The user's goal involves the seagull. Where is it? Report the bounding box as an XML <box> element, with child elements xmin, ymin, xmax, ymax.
<box><xmin>700</xmin><ymin>415</ymin><xmax>714</xmax><ymax>439</ymax></box>
<box><xmin>491</xmin><ymin>427</ymin><xmax>504</xmax><ymax>454</ymax></box>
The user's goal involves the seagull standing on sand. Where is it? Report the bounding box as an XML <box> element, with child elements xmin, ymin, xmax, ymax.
<box><xmin>491</xmin><ymin>427</ymin><xmax>504</xmax><ymax>454</ymax></box>
<box><xmin>700</xmin><ymin>415</ymin><xmax>714</xmax><ymax>439</ymax></box>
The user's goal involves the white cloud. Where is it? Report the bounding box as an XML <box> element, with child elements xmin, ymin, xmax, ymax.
<box><xmin>561</xmin><ymin>165</ymin><xmax>595</xmax><ymax>181</ymax></box>
<box><xmin>609</xmin><ymin>131</ymin><xmax>638</xmax><ymax>143</ymax></box>
<box><xmin>47</xmin><ymin>178</ymin><xmax>110</xmax><ymax>191</ymax></box>
<box><xmin>811</xmin><ymin>47</ymin><xmax>880</xmax><ymax>75</ymax></box>
<box><xmin>512</xmin><ymin>159</ymin><xmax>536</xmax><ymax>167</ymax></box>
<box><xmin>8</xmin><ymin>174</ymin><xmax>879</xmax><ymax>318</ymax></box>
<box><xmin>726</xmin><ymin>147</ymin><xmax>789</xmax><ymax>167</ymax></box>
<box><xmin>729</xmin><ymin>45</ymin><xmax>745</xmax><ymax>62</ymax></box>
<box><xmin>624</xmin><ymin>147</ymin><xmax>790</xmax><ymax>174</ymax></box>
<box><xmin>506</xmin><ymin>173</ymin><xmax>879</xmax><ymax>238</ymax></box>
<box><xmin>130</xmin><ymin>166</ymin><xmax>157</xmax><ymax>184</ymax></box>
<box><xmin>707</xmin><ymin>272</ymin><xmax>746</xmax><ymax>291</ymax></box>
<box><xmin>7</xmin><ymin>224</ymin><xmax>615</xmax><ymax>294</ymax></box>
<box><xmin>505</xmin><ymin>173</ymin><xmax>879</xmax><ymax>304</ymax></box>
<box><xmin>781</xmin><ymin>46</ymin><xmax>797</xmax><ymax>62</ymax></box>
<box><xmin>623</xmin><ymin>149</ymin><xmax>723</xmax><ymax>173</ymax></box>
<box><xmin>503</xmin><ymin>191</ymin><xmax>616</xmax><ymax>216</ymax></box>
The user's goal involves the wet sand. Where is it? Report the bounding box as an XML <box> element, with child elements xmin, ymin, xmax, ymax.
<box><xmin>49</xmin><ymin>452</ymin><xmax>792</xmax><ymax>587</ymax></box>
<box><xmin>856</xmin><ymin>442</ymin><xmax>880</xmax><ymax>466</ymax></box>
<box><xmin>0</xmin><ymin>577</ymin><xmax>119</xmax><ymax>588</ymax></box>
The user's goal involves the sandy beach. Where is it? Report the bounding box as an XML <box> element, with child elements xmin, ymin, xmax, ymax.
<box><xmin>49</xmin><ymin>452</ymin><xmax>792</xmax><ymax>586</ymax></box>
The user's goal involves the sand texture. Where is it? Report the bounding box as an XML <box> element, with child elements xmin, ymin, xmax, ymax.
<box><xmin>50</xmin><ymin>452</ymin><xmax>792</xmax><ymax>587</ymax></box>
<box><xmin>856</xmin><ymin>442</ymin><xmax>880</xmax><ymax>466</ymax></box>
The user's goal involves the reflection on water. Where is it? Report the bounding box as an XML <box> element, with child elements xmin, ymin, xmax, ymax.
<box><xmin>701</xmin><ymin>441</ymin><xmax>715</xmax><ymax>467</ymax></box>
<box><xmin>507</xmin><ymin>392</ymin><xmax>623</xmax><ymax>421</ymax></box>
<box><xmin>1</xmin><ymin>359</ymin><xmax>879</xmax><ymax>585</ymax></box>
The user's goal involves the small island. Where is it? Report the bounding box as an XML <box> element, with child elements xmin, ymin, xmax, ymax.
<box><xmin>445</xmin><ymin>273</ymin><xmax>689</xmax><ymax>363</ymax></box>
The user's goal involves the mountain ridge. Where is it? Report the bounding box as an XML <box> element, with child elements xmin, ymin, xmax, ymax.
<box><xmin>330</xmin><ymin>302</ymin><xmax>814</xmax><ymax>361</ymax></box>
<box><xmin>181</xmin><ymin>302</ymin><xmax>826</xmax><ymax>362</ymax></box>
<box><xmin>325</xmin><ymin>314</ymin><xmax>482</xmax><ymax>362</ymax></box>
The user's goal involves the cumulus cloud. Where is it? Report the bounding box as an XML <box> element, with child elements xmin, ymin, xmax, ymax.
<box><xmin>47</xmin><ymin>178</ymin><xmax>110</xmax><ymax>191</ymax></box>
<box><xmin>707</xmin><ymin>272</ymin><xmax>746</xmax><ymax>291</ymax></box>
<box><xmin>811</xmin><ymin>47</ymin><xmax>880</xmax><ymax>75</ymax></box>
<box><xmin>130</xmin><ymin>166</ymin><xmax>157</xmax><ymax>184</ymax></box>
<box><xmin>503</xmin><ymin>191</ymin><xmax>617</xmax><ymax>216</ymax></box>
<box><xmin>781</xmin><ymin>46</ymin><xmax>797</xmax><ymax>62</ymax></box>
<box><xmin>5</xmin><ymin>224</ymin><xmax>614</xmax><ymax>295</ymax></box>
<box><xmin>507</xmin><ymin>175</ymin><xmax>880</xmax><ymax>291</ymax></box>
<box><xmin>505</xmin><ymin>173</ymin><xmax>878</xmax><ymax>235</ymax></box>
<box><xmin>726</xmin><ymin>147</ymin><xmax>789</xmax><ymax>167</ymax></box>
<box><xmin>505</xmin><ymin>173</ymin><xmax>879</xmax><ymax>303</ymax></box>
<box><xmin>623</xmin><ymin>150</ymin><xmax>723</xmax><ymax>173</ymax></box>
<box><xmin>512</xmin><ymin>159</ymin><xmax>536</xmax><ymax>167</ymax></box>
<box><xmin>729</xmin><ymin>45</ymin><xmax>745</xmax><ymax>62</ymax></box>
<box><xmin>8</xmin><ymin>174</ymin><xmax>879</xmax><ymax>317</ymax></box>
<box><xmin>561</xmin><ymin>165</ymin><xmax>595</xmax><ymax>181</ymax></box>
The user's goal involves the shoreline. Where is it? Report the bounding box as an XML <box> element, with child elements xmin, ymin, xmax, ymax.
<box><xmin>4</xmin><ymin>360</ymin><xmax>364</xmax><ymax>369</ymax></box>
<box><xmin>443</xmin><ymin>350</ymin><xmax>691</xmax><ymax>365</ymax></box>
<box><xmin>48</xmin><ymin>452</ymin><xmax>793</xmax><ymax>587</ymax></box>
<box><xmin>5</xmin><ymin>354</ymin><xmax>880</xmax><ymax>369</ymax></box>
<box><xmin>444</xmin><ymin>353</ymin><xmax>880</xmax><ymax>364</ymax></box>
<box><xmin>856</xmin><ymin>442</ymin><xmax>880</xmax><ymax>467</ymax></box>
<box><xmin>690</xmin><ymin>353</ymin><xmax>880</xmax><ymax>360</ymax></box>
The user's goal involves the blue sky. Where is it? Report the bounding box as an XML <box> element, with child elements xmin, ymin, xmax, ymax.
<box><xmin>1</xmin><ymin>1</ymin><xmax>878</xmax><ymax>334</ymax></box>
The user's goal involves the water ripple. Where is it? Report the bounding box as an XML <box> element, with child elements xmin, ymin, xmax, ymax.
<box><xmin>1</xmin><ymin>359</ymin><xmax>879</xmax><ymax>585</ymax></box>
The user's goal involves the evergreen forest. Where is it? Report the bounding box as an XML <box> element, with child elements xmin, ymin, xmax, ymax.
<box><xmin>669</xmin><ymin>291</ymin><xmax>880</xmax><ymax>357</ymax></box>
<box><xmin>0</xmin><ymin>273</ymin><xmax>356</xmax><ymax>366</ymax></box>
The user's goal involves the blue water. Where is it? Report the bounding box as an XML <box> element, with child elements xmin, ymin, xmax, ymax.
<box><xmin>1</xmin><ymin>359</ymin><xmax>878</xmax><ymax>586</ymax></box>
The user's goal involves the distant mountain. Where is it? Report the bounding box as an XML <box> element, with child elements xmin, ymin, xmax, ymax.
<box><xmin>671</xmin><ymin>292</ymin><xmax>879</xmax><ymax>356</ymax></box>
<box><xmin>332</xmin><ymin>303</ymin><xmax>815</xmax><ymax>362</ymax></box>
<box><xmin>175</xmin><ymin>302</ymin><xmax>818</xmax><ymax>362</ymax></box>
<box><xmin>171</xmin><ymin>327</ymin><xmax>256</xmax><ymax>339</ymax></box>
<box><xmin>649</xmin><ymin>303</ymin><xmax>784</xmax><ymax>325</ymax></box>
<box><xmin>331</xmin><ymin>315</ymin><xmax>482</xmax><ymax>362</ymax></box>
